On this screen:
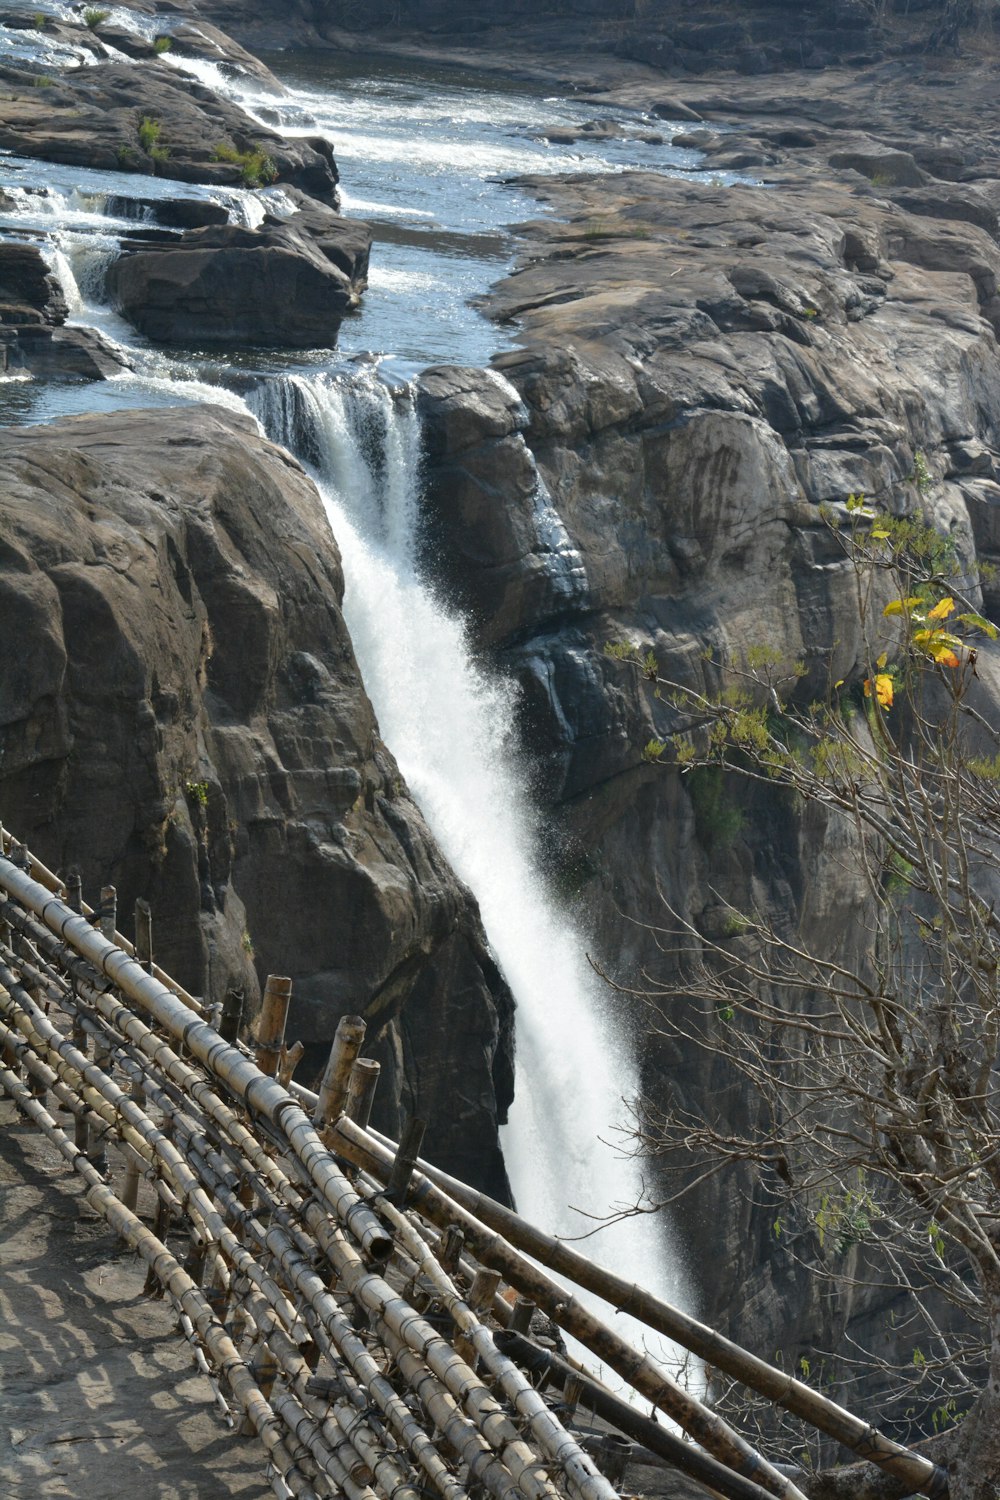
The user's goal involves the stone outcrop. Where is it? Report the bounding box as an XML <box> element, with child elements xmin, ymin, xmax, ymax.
<box><xmin>0</xmin><ymin>57</ymin><xmax>337</xmax><ymax>201</ymax></box>
<box><xmin>0</xmin><ymin>406</ymin><xmax>513</xmax><ymax>1198</ymax></box>
<box><xmin>107</xmin><ymin>214</ymin><xmax>371</xmax><ymax>346</ymax></box>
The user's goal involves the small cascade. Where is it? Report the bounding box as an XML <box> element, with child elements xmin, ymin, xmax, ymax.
<box><xmin>252</xmin><ymin>369</ymin><xmax>693</xmax><ymax>1372</ymax></box>
<box><xmin>41</xmin><ymin>244</ymin><xmax>79</xmax><ymax>316</ymax></box>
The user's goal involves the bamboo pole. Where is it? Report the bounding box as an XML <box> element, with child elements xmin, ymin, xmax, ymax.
<box><xmin>314</xmin><ymin>1015</ymin><xmax>367</xmax><ymax>1130</ymax></box>
<box><xmin>220</xmin><ymin>986</ymin><xmax>245</xmax><ymax>1044</ymax></box>
<box><xmin>0</xmin><ymin>860</ymin><xmax>392</xmax><ymax>1263</ymax></box>
<box><xmin>0</xmin><ymin>830</ymin><xmax>204</xmax><ymax>1015</ymax></box>
<box><xmin>386</xmin><ymin>1116</ymin><xmax>425</xmax><ymax>1205</ymax></box>
<box><xmin>359</xmin><ymin>1127</ymin><xmax>946</xmax><ymax>1500</ymax></box>
<box><xmin>329</xmin><ymin>1118</ymin><xmax>806</xmax><ymax>1500</ymax></box>
<box><xmin>135</xmin><ymin>898</ymin><xmax>153</xmax><ymax>971</ymax></box>
<box><xmin>373</xmin><ymin>1196</ymin><xmax>616</xmax><ymax>1500</ymax></box>
<box><xmin>345</xmin><ymin>1059</ymin><xmax>380</xmax><ymax>1127</ymax></box>
<box><xmin>256</xmin><ymin>975</ymin><xmax>293</xmax><ymax>1079</ymax></box>
<box><xmin>494</xmin><ymin>1330</ymin><xmax>783</xmax><ymax>1500</ymax></box>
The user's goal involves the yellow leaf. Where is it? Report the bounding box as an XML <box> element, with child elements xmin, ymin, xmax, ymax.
<box><xmin>883</xmin><ymin>597</ymin><xmax>923</xmax><ymax>618</ymax></box>
<box><xmin>864</xmin><ymin>674</ymin><xmax>894</xmax><ymax>708</ymax></box>
<box><xmin>928</xmin><ymin>596</ymin><xmax>955</xmax><ymax>621</ymax></box>
<box><xmin>876</xmin><ymin>652</ymin><xmax>888</xmax><ymax>670</ymax></box>
<box><xmin>931</xmin><ymin>646</ymin><xmax>960</xmax><ymax>668</ymax></box>
<box><xmin>871</xmin><ymin>528</ymin><xmax>890</xmax><ymax>541</ymax></box>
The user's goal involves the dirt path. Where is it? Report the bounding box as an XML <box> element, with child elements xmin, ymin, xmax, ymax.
<box><xmin>0</xmin><ymin>1098</ymin><xmax>270</xmax><ymax>1500</ymax></box>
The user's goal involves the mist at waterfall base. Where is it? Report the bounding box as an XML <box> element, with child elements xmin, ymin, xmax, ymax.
<box><xmin>252</xmin><ymin>374</ymin><xmax>695</xmax><ymax>1379</ymax></box>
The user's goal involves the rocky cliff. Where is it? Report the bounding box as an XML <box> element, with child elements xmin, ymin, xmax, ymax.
<box><xmin>412</xmin><ymin>114</ymin><xmax>1000</xmax><ymax>1378</ymax></box>
<box><xmin>0</xmin><ymin>406</ymin><xmax>514</xmax><ymax>1199</ymax></box>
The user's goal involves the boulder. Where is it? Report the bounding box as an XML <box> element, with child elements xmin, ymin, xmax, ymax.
<box><xmin>0</xmin><ymin>241</ymin><xmax>67</xmax><ymax>325</ymax></box>
<box><xmin>107</xmin><ymin>219</ymin><xmax>370</xmax><ymax>346</ymax></box>
<box><xmin>0</xmin><ymin>406</ymin><xmax>513</xmax><ymax>1198</ymax></box>
<box><xmin>0</xmin><ymin>323</ymin><xmax>128</xmax><ymax>380</ymax></box>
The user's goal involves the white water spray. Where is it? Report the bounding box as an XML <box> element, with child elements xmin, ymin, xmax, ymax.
<box><xmin>252</xmin><ymin>370</ymin><xmax>694</xmax><ymax>1363</ymax></box>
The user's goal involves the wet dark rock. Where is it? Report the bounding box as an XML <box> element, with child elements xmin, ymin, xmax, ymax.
<box><xmin>0</xmin><ymin>406</ymin><xmax>514</xmax><ymax>1199</ymax></box>
<box><xmin>0</xmin><ymin>241</ymin><xmax>66</xmax><ymax>325</ymax></box>
<box><xmin>0</xmin><ymin>323</ymin><xmax>128</xmax><ymax>380</ymax></box>
<box><xmin>106</xmin><ymin>217</ymin><xmax>371</xmax><ymax>346</ymax></box>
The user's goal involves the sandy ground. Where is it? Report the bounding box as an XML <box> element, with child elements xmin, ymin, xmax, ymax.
<box><xmin>0</xmin><ymin>1097</ymin><xmax>271</xmax><ymax>1500</ymax></box>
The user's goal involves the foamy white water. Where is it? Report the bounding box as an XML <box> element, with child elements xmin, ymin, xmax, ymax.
<box><xmin>251</xmin><ymin>372</ymin><xmax>695</xmax><ymax>1374</ymax></box>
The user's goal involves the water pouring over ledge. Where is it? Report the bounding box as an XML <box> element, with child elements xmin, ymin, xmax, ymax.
<box><xmin>251</xmin><ymin>371</ymin><xmax>695</xmax><ymax>1372</ymax></box>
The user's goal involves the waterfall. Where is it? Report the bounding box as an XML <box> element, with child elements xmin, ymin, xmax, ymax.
<box><xmin>252</xmin><ymin>369</ymin><xmax>693</xmax><ymax>1369</ymax></box>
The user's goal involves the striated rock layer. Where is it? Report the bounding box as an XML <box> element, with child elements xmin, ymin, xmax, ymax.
<box><xmin>0</xmin><ymin>405</ymin><xmax>514</xmax><ymax>1199</ymax></box>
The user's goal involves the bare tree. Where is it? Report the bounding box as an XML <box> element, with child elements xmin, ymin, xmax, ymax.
<box><xmin>606</xmin><ymin>497</ymin><xmax>1000</xmax><ymax>1499</ymax></box>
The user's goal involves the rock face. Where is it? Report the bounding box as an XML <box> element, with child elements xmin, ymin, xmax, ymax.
<box><xmin>0</xmin><ymin>406</ymin><xmax>513</xmax><ymax>1198</ymax></box>
<box><xmin>416</xmin><ymin>158</ymin><xmax>1000</xmax><ymax>1378</ymax></box>
<box><xmin>0</xmin><ymin>58</ymin><xmax>337</xmax><ymax>201</ymax></box>
<box><xmin>107</xmin><ymin>216</ymin><xmax>371</xmax><ymax>347</ymax></box>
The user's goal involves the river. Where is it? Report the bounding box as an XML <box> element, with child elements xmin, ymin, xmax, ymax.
<box><xmin>0</xmin><ymin>8</ymin><xmax>728</xmax><ymax>1366</ymax></box>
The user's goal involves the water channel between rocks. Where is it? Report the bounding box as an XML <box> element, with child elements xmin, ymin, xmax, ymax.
<box><xmin>0</xmin><ymin>28</ymin><xmax>742</xmax><ymax>1371</ymax></box>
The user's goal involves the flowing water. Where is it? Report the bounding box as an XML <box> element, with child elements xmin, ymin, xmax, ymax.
<box><xmin>0</xmin><ymin>7</ymin><xmax>726</xmax><ymax>1348</ymax></box>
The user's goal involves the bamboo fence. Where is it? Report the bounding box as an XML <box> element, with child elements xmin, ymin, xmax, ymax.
<box><xmin>0</xmin><ymin>829</ymin><xmax>947</xmax><ymax>1500</ymax></box>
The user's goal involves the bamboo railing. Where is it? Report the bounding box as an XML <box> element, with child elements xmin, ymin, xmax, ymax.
<box><xmin>0</xmin><ymin>829</ymin><xmax>947</xmax><ymax>1500</ymax></box>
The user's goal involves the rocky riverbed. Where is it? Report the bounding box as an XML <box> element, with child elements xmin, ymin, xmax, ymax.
<box><xmin>4</xmin><ymin>0</ymin><xmax>1000</xmax><ymax>1483</ymax></box>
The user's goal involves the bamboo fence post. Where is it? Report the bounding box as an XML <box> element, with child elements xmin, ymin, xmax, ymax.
<box><xmin>345</xmin><ymin>1059</ymin><xmax>380</xmax><ymax>1127</ymax></box>
<box><xmin>439</xmin><ymin>1224</ymin><xmax>464</xmax><ymax>1275</ymax></box>
<box><xmin>356</xmin><ymin>1123</ymin><xmax>946</xmax><ymax>1500</ymax></box>
<box><xmin>135</xmin><ymin>898</ymin><xmax>153</xmax><ymax>971</ymax></box>
<box><xmin>122</xmin><ymin>900</ymin><xmax>151</xmax><ymax>1206</ymax></box>
<box><xmin>314</xmin><ymin>1015</ymin><xmax>367</xmax><ymax>1131</ymax></box>
<box><xmin>386</xmin><ymin>1117</ymin><xmax>425</xmax><ymax>1205</ymax></box>
<box><xmin>256</xmin><ymin>975</ymin><xmax>293</xmax><ymax>1080</ymax></box>
<box><xmin>510</xmin><ymin>1299</ymin><xmax>535</xmax><ymax>1335</ymax></box>
<box><xmin>279</xmin><ymin>1040</ymin><xmax>305</xmax><ymax>1089</ymax></box>
<box><xmin>220</xmin><ymin>985</ymin><xmax>245</xmax><ymax>1044</ymax></box>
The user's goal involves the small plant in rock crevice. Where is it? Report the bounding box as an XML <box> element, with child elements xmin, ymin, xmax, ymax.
<box><xmin>211</xmin><ymin>141</ymin><xmax>279</xmax><ymax>187</ymax></box>
<box><xmin>137</xmin><ymin>115</ymin><xmax>161</xmax><ymax>152</ymax></box>
<box><xmin>82</xmin><ymin>7</ymin><xmax>110</xmax><ymax>28</ymax></box>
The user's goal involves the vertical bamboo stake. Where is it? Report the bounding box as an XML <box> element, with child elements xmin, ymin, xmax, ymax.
<box><xmin>220</xmin><ymin>985</ymin><xmax>245</xmax><ymax>1044</ymax></box>
<box><xmin>455</xmin><ymin>1267</ymin><xmax>502</xmax><ymax>1367</ymax></box>
<box><xmin>99</xmin><ymin>885</ymin><xmax>117</xmax><ymax>943</ymax></box>
<box><xmin>279</xmin><ymin>1040</ymin><xmax>305</xmax><ymax>1088</ymax></box>
<box><xmin>345</xmin><ymin>1059</ymin><xmax>380</xmax><ymax>1127</ymax></box>
<box><xmin>255</xmin><ymin>975</ymin><xmax>292</xmax><ymax>1079</ymax></box>
<box><xmin>314</xmin><ymin>1015</ymin><xmax>366</xmax><ymax>1131</ymax></box>
<box><xmin>89</xmin><ymin>884</ymin><xmax>117</xmax><ymax>1174</ymax></box>
<box><xmin>386</xmin><ymin>1117</ymin><xmax>426</xmax><ymax>1206</ymax></box>
<box><xmin>510</xmin><ymin>1297</ymin><xmax>535</xmax><ymax>1334</ymax></box>
<box><xmin>438</xmin><ymin>1225</ymin><xmax>464</xmax><ymax>1275</ymax></box>
<box><xmin>135</xmin><ymin>898</ymin><xmax>153</xmax><ymax>972</ymax></box>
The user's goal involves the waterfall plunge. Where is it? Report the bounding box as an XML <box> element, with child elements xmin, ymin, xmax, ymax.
<box><xmin>252</xmin><ymin>370</ymin><xmax>694</xmax><ymax>1363</ymax></box>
